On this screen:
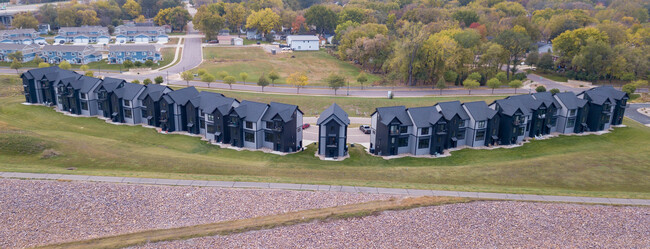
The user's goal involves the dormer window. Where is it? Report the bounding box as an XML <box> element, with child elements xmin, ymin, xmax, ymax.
<box><xmin>123</xmin><ymin>100</ymin><xmax>131</xmax><ymax>107</ymax></box>
<box><xmin>207</xmin><ymin>114</ymin><xmax>214</xmax><ymax>122</ymax></box>
<box><xmin>569</xmin><ymin>109</ymin><xmax>576</xmax><ymax>116</ymax></box>
<box><xmin>421</xmin><ymin>127</ymin><xmax>429</xmax><ymax>135</ymax></box>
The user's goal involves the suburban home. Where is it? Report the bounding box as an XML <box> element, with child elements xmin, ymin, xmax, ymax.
<box><xmin>317</xmin><ymin>103</ymin><xmax>350</xmax><ymax>158</ymax></box>
<box><xmin>246</xmin><ymin>29</ymin><xmax>262</xmax><ymax>40</ymax></box>
<box><xmin>94</xmin><ymin>77</ymin><xmax>127</xmax><ymax>120</ymax></box>
<box><xmin>226</xmin><ymin>100</ymin><xmax>269</xmax><ymax>149</ymax></box>
<box><xmin>435</xmin><ymin>101</ymin><xmax>470</xmax><ymax>149</ymax></box>
<box><xmin>38</xmin><ymin>24</ymin><xmax>51</xmax><ymax>35</ymax></box>
<box><xmin>554</xmin><ymin>92</ymin><xmax>590</xmax><ymax>134</ymax></box>
<box><xmin>113</xmin><ymin>83</ymin><xmax>146</xmax><ymax>124</ymax></box>
<box><xmin>55</xmin><ymin>26</ymin><xmax>110</xmax><ymax>45</ymax></box>
<box><xmin>261</xmin><ymin>102</ymin><xmax>303</xmax><ymax>152</ymax></box>
<box><xmin>405</xmin><ymin>106</ymin><xmax>445</xmax><ymax>156</ymax></box>
<box><xmin>502</xmin><ymin>94</ymin><xmax>554</xmax><ymax>137</ymax></box>
<box><xmin>200</xmin><ymin>93</ymin><xmax>240</xmax><ymax>143</ymax></box>
<box><xmin>41</xmin><ymin>45</ymin><xmax>102</xmax><ymax>64</ymax></box>
<box><xmin>54</xmin><ymin>75</ymin><xmax>102</xmax><ymax>116</ymax></box>
<box><xmin>159</xmin><ymin>86</ymin><xmax>200</xmax><ymax>133</ymax></box>
<box><xmin>108</xmin><ymin>45</ymin><xmax>161</xmax><ymax>64</ymax></box>
<box><xmin>0</xmin><ymin>43</ymin><xmax>40</xmax><ymax>62</ymax></box>
<box><xmin>286</xmin><ymin>35</ymin><xmax>319</xmax><ymax>51</ymax></box>
<box><xmin>370</xmin><ymin>106</ymin><xmax>413</xmax><ymax>156</ymax></box>
<box><xmin>231</xmin><ymin>37</ymin><xmax>243</xmax><ymax>46</ymax></box>
<box><xmin>490</xmin><ymin>98</ymin><xmax>530</xmax><ymax>145</ymax></box>
<box><xmin>0</xmin><ymin>28</ymin><xmax>44</xmax><ymax>45</ymax></box>
<box><xmin>114</xmin><ymin>25</ymin><xmax>169</xmax><ymax>44</ymax></box>
<box><xmin>138</xmin><ymin>84</ymin><xmax>173</xmax><ymax>127</ymax></box>
<box><xmin>462</xmin><ymin>101</ymin><xmax>500</xmax><ymax>147</ymax></box>
<box><xmin>577</xmin><ymin>86</ymin><xmax>628</xmax><ymax>131</ymax></box>
<box><xmin>531</xmin><ymin>92</ymin><xmax>561</xmax><ymax>134</ymax></box>
<box><xmin>21</xmin><ymin>66</ymin><xmax>80</xmax><ymax>105</ymax></box>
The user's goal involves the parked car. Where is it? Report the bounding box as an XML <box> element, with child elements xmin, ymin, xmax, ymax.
<box><xmin>302</xmin><ymin>123</ymin><xmax>310</xmax><ymax>129</ymax></box>
<box><xmin>359</xmin><ymin>125</ymin><xmax>371</xmax><ymax>134</ymax></box>
<box><xmin>207</xmin><ymin>40</ymin><xmax>219</xmax><ymax>44</ymax></box>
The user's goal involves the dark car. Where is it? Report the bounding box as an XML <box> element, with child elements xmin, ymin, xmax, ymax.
<box><xmin>302</xmin><ymin>123</ymin><xmax>310</xmax><ymax>129</ymax></box>
<box><xmin>359</xmin><ymin>125</ymin><xmax>371</xmax><ymax>134</ymax></box>
<box><xmin>207</xmin><ymin>39</ymin><xmax>219</xmax><ymax>44</ymax></box>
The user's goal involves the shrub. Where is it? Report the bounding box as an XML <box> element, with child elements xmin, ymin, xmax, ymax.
<box><xmin>143</xmin><ymin>78</ymin><xmax>152</xmax><ymax>85</ymax></box>
<box><xmin>550</xmin><ymin>88</ymin><xmax>560</xmax><ymax>94</ymax></box>
<box><xmin>144</xmin><ymin>60</ymin><xmax>154</xmax><ymax>67</ymax></box>
<box><xmin>154</xmin><ymin>76</ymin><xmax>164</xmax><ymax>84</ymax></box>
<box><xmin>622</xmin><ymin>83</ymin><xmax>636</xmax><ymax>95</ymax></box>
<box><xmin>535</xmin><ymin>85</ymin><xmax>546</xmax><ymax>92</ymax></box>
<box><xmin>133</xmin><ymin>61</ymin><xmax>143</xmax><ymax>67</ymax></box>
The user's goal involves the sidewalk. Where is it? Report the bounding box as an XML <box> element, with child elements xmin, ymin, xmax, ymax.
<box><xmin>1</xmin><ymin>172</ymin><xmax>647</xmax><ymax>206</ymax></box>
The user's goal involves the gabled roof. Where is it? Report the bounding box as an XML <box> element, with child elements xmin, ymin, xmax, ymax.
<box><xmin>287</xmin><ymin>35</ymin><xmax>319</xmax><ymax>41</ymax></box>
<box><xmin>166</xmin><ymin>86</ymin><xmax>199</xmax><ymax>105</ymax></box>
<box><xmin>56</xmin><ymin>75</ymin><xmax>82</xmax><ymax>89</ymax></box>
<box><xmin>462</xmin><ymin>101</ymin><xmax>497</xmax><ymax>121</ymax></box>
<box><xmin>109</xmin><ymin>44</ymin><xmax>157</xmax><ymax>52</ymax></box>
<box><xmin>555</xmin><ymin>92</ymin><xmax>587</xmax><ymax>109</ymax></box>
<box><xmin>493</xmin><ymin>98</ymin><xmax>530</xmax><ymax>116</ymax></box>
<box><xmin>200</xmin><ymin>92</ymin><xmax>238</xmax><ymax>115</ymax></box>
<box><xmin>21</xmin><ymin>66</ymin><xmax>62</xmax><ymax>80</ymax></box>
<box><xmin>262</xmin><ymin>102</ymin><xmax>301</xmax><ymax>122</ymax></box>
<box><xmin>581</xmin><ymin>86</ymin><xmax>628</xmax><ymax>105</ymax></box>
<box><xmin>138</xmin><ymin>84</ymin><xmax>171</xmax><ymax>101</ymax></box>
<box><xmin>232</xmin><ymin>100</ymin><xmax>268</xmax><ymax>121</ymax></box>
<box><xmin>375</xmin><ymin>106</ymin><xmax>412</xmax><ymax>126</ymax></box>
<box><xmin>436</xmin><ymin>101</ymin><xmax>470</xmax><ymax>120</ymax></box>
<box><xmin>196</xmin><ymin>91</ymin><xmax>225</xmax><ymax>108</ymax></box>
<box><xmin>317</xmin><ymin>103</ymin><xmax>349</xmax><ymax>125</ymax></box>
<box><xmin>43</xmin><ymin>45</ymin><xmax>94</xmax><ymax>52</ymax></box>
<box><xmin>506</xmin><ymin>94</ymin><xmax>544</xmax><ymax>111</ymax></box>
<box><xmin>97</xmin><ymin>77</ymin><xmax>126</xmax><ymax>92</ymax></box>
<box><xmin>407</xmin><ymin>106</ymin><xmax>442</xmax><ymax>127</ymax></box>
<box><xmin>532</xmin><ymin>92</ymin><xmax>560</xmax><ymax>108</ymax></box>
<box><xmin>76</xmin><ymin>75</ymin><xmax>102</xmax><ymax>93</ymax></box>
<box><xmin>114</xmin><ymin>82</ymin><xmax>145</xmax><ymax>100</ymax></box>
<box><xmin>0</xmin><ymin>43</ymin><xmax>40</xmax><ymax>50</ymax></box>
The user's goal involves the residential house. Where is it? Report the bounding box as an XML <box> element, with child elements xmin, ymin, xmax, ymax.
<box><xmin>577</xmin><ymin>86</ymin><xmax>628</xmax><ymax>131</ymax></box>
<box><xmin>55</xmin><ymin>26</ymin><xmax>110</xmax><ymax>45</ymax></box>
<box><xmin>199</xmin><ymin>93</ymin><xmax>240</xmax><ymax>143</ymax></box>
<box><xmin>21</xmin><ymin>66</ymin><xmax>79</xmax><ymax>105</ymax></box>
<box><xmin>554</xmin><ymin>92</ymin><xmax>590</xmax><ymax>134</ymax></box>
<box><xmin>503</xmin><ymin>94</ymin><xmax>556</xmax><ymax>137</ymax></box>
<box><xmin>231</xmin><ymin>37</ymin><xmax>243</xmax><ymax>46</ymax></box>
<box><xmin>0</xmin><ymin>43</ymin><xmax>40</xmax><ymax>62</ymax></box>
<box><xmin>226</xmin><ymin>100</ymin><xmax>269</xmax><ymax>149</ymax></box>
<box><xmin>435</xmin><ymin>101</ymin><xmax>470</xmax><ymax>149</ymax></box>
<box><xmin>138</xmin><ymin>84</ymin><xmax>173</xmax><ymax>127</ymax></box>
<box><xmin>114</xmin><ymin>25</ymin><xmax>169</xmax><ymax>44</ymax></box>
<box><xmin>159</xmin><ymin>86</ymin><xmax>200</xmax><ymax>133</ymax></box>
<box><xmin>108</xmin><ymin>45</ymin><xmax>161</xmax><ymax>64</ymax></box>
<box><xmin>370</xmin><ymin>106</ymin><xmax>413</xmax><ymax>156</ymax></box>
<box><xmin>94</xmin><ymin>77</ymin><xmax>127</xmax><ymax>119</ymax></box>
<box><xmin>531</xmin><ymin>92</ymin><xmax>561</xmax><ymax>134</ymax></box>
<box><xmin>41</xmin><ymin>45</ymin><xmax>102</xmax><ymax>64</ymax></box>
<box><xmin>317</xmin><ymin>103</ymin><xmax>350</xmax><ymax>158</ymax></box>
<box><xmin>246</xmin><ymin>29</ymin><xmax>262</xmax><ymax>40</ymax></box>
<box><xmin>38</xmin><ymin>24</ymin><xmax>50</xmax><ymax>35</ymax></box>
<box><xmin>113</xmin><ymin>83</ymin><xmax>146</xmax><ymax>124</ymax></box>
<box><xmin>261</xmin><ymin>102</ymin><xmax>303</xmax><ymax>152</ymax></box>
<box><xmin>0</xmin><ymin>28</ymin><xmax>44</xmax><ymax>45</ymax></box>
<box><xmin>405</xmin><ymin>106</ymin><xmax>445</xmax><ymax>155</ymax></box>
<box><xmin>490</xmin><ymin>98</ymin><xmax>530</xmax><ymax>145</ymax></box>
<box><xmin>462</xmin><ymin>101</ymin><xmax>500</xmax><ymax>147</ymax></box>
<box><xmin>286</xmin><ymin>35</ymin><xmax>319</xmax><ymax>51</ymax></box>
<box><xmin>54</xmin><ymin>75</ymin><xmax>102</xmax><ymax>116</ymax></box>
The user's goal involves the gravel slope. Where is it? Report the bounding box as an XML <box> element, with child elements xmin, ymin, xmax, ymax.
<box><xmin>138</xmin><ymin>201</ymin><xmax>650</xmax><ymax>248</ymax></box>
<box><xmin>0</xmin><ymin>179</ymin><xmax>391</xmax><ymax>249</ymax></box>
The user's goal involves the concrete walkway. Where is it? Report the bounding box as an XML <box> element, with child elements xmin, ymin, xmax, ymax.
<box><xmin>1</xmin><ymin>172</ymin><xmax>648</xmax><ymax>206</ymax></box>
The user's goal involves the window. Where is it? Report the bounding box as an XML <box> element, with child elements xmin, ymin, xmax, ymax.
<box><xmin>326</xmin><ymin>137</ymin><xmax>337</xmax><ymax>145</ymax></box>
<box><xmin>421</xmin><ymin>127</ymin><xmax>429</xmax><ymax>135</ymax></box>
<box><xmin>207</xmin><ymin>114</ymin><xmax>214</xmax><ymax>122</ymax></box>
<box><xmin>81</xmin><ymin>101</ymin><xmax>88</xmax><ymax>110</ymax></box>
<box><xmin>244</xmin><ymin>132</ymin><xmax>255</xmax><ymax>142</ymax></box>
<box><xmin>207</xmin><ymin>125</ymin><xmax>216</xmax><ymax>133</ymax></box>
<box><xmin>457</xmin><ymin>129</ymin><xmax>465</xmax><ymax>139</ymax></box>
<box><xmin>329</xmin><ymin>125</ymin><xmax>336</xmax><ymax>133</ymax></box>
<box><xmin>389</xmin><ymin>125</ymin><xmax>399</xmax><ymax>135</ymax></box>
<box><xmin>124</xmin><ymin>109</ymin><xmax>132</xmax><ymax>118</ymax></box>
<box><xmin>399</xmin><ymin>126</ymin><xmax>408</xmax><ymax>134</ymax></box>
<box><xmin>200</xmin><ymin>119</ymin><xmax>205</xmax><ymax>129</ymax></box>
<box><xmin>437</xmin><ymin>124</ymin><xmax>446</xmax><ymax>133</ymax></box>
<box><xmin>517</xmin><ymin>127</ymin><xmax>525</xmax><ymax>136</ymax></box>
<box><xmin>80</xmin><ymin>93</ymin><xmax>87</xmax><ymax>99</ymax></box>
<box><xmin>551</xmin><ymin>117</ymin><xmax>557</xmax><ymax>126</ymax></box>
<box><xmin>397</xmin><ymin>137</ymin><xmax>408</xmax><ymax>147</ymax></box>
<box><xmin>458</xmin><ymin>121</ymin><xmax>465</xmax><ymax>128</ymax></box>
<box><xmin>266</xmin><ymin>121</ymin><xmax>274</xmax><ymax>129</ymax></box>
<box><xmin>569</xmin><ymin>109</ymin><xmax>576</xmax><ymax>116</ymax></box>
<box><xmin>418</xmin><ymin>138</ymin><xmax>429</xmax><ymax>149</ymax></box>
<box><xmin>475</xmin><ymin>130</ymin><xmax>486</xmax><ymax>141</ymax></box>
<box><xmin>477</xmin><ymin>121</ymin><xmax>486</xmax><ymax>129</ymax></box>
<box><xmin>98</xmin><ymin>102</ymin><xmax>103</xmax><ymax>111</ymax></box>
<box><xmin>245</xmin><ymin>121</ymin><xmax>253</xmax><ymax>129</ymax></box>
<box><xmin>264</xmin><ymin>132</ymin><xmax>274</xmax><ymax>142</ymax></box>
<box><xmin>123</xmin><ymin>100</ymin><xmax>131</xmax><ymax>107</ymax></box>
<box><xmin>567</xmin><ymin>117</ymin><xmax>576</xmax><ymax>127</ymax></box>
<box><xmin>141</xmin><ymin>109</ymin><xmax>147</xmax><ymax>118</ymax></box>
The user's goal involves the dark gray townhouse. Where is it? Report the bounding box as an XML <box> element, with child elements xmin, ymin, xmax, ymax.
<box><xmin>405</xmin><ymin>106</ymin><xmax>446</xmax><ymax>155</ymax></box>
<box><xmin>138</xmin><ymin>84</ymin><xmax>173</xmax><ymax>127</ymax></box>
<box><xmin>21</xmin><ymin>66</ymin><xmax>79</xmax><ymax>105</ymax></box>
<box><xmin>490</xmin><ymin>98</ymin><xmax>530</xmax><ymax>145</ymax></box>
<box><xmin>199</xmin><ymin>93</ymin><xmax>240</xmax><ymax>143</ymax></box>
<box><xmin>462</xmin><ymin>101</ymin><xmax>500</xmax><ymax>147</ymax></box>
<box><xmin>435</xmin><ymin>101</ymin><xmax>470</xmax><ymax>149</ymax></box>
<box><xmin>554</xmin><ymin>92</ymin><xmax>590</xmax><ymax>134</ymax></box>
<box><xmin>578</xmin><ymin>86</ymin><xmax>628</xmax><ymax>131</ymax></box>
<box><xmin>226</xmin><ymin>100</ymin><xmax>269</xmax><ymax>149</ymax></box>
<box><xmin>159</xmin><ymin>86</ymin><xmax>200</xmax><ymax>133</ymax></box>
<box><xmin>113</xmin><ymin>83</ymin><xmax>146</xmax><ymax>124</ymax></box>
<box><xmin>94</xmin><ymin>77</ymin><xmax>127</xmax><ymax>121</ymax></box>
<box><xmin>317</xmin><ymin>103</ymin><xmax>350</xmax><ymax>158</ymax></box>
<box><xmin>369</xmin><ymin>106</ymin><xmax>413</xmax><ymax>156</ymax></box>
<box><xmin>261</xmin><ymin>102</ymin><xmax>304</xmax><ymax>152</ymax></box>
<box><xmin>55</xmin><ymin>75</ymin><xmax>102</xmax><ymax>116</ymax></box>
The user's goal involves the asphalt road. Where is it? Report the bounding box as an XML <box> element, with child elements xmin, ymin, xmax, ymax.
<box><xmin>626</xmin><ymin>103</ymin><xmax>650</xmax><ymax>125</ymax></box>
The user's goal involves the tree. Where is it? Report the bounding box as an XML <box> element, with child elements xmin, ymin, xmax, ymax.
<box><xmin>181</xmin><ymin>71</ymin><xmax>194</xmax><ymax>86</ymax></box>
<box><xmin>58</xmin><ymin>61</ymin><xmax>72</xmax><ymax>70</ymax></box>
<box><xmin>134</xmin><ymin>61</ymin><xmax>143</xmax><ymax>67</ymax></box>
<box><xmin>143</xmin><ymin>78</ymin><xmax>152</xmax><ymax>85</ymax></box>
<box><xmin>550</xmin><ymin>88</ymin><xmax>560</xmax><ymax>94</ymax></box>
<box><xmin>223</xmin><ymin>75</ymin><xmax>236</xmax><ymax>89</ymax></box>
<box><xmin>246</xmin><ymin>8</ymin><xmax>280</xmax><ymax>38</ymax></box>
<box><xmin>436</xmin><ymin>76</ymin><xmax>446</xmax><ymax>95</ymax></box>
<box><xmin>327</xmin><ymin>74</ymin><xmax>345</xmax><ymax>95</ymax></box>
<box><xmin>356</xmin><ymin>72</ymin><xmax>368</xmax><ymax>90</ymax></box>
<box><xmin>304</xmin><ymin>5</ymin><xmax>337</xmax><ymax>34</ymax></box>
<box><xmin>268</xmin><ymin>70</ymin><xmax>279</xmax><ymax>86</ymax></box>
<box><xmin>201</xmin><ymin>73</ymin><xmax>216</xmax><ymax>87</ymax></box>
<box><xmin>131</xmin><ymin>79</ymin><xmax>140</xmax><ymax>84</ymax></box>
<box><xmin>622</xmin><ymin>83</ymin><xmax>636</xmax><ymax>95</ymax></box>
<box><xmin>38</xmin><ymin>62</ymin><xmax>50</xmax><ymax>68</ymax></box>
<box><xmin>486</xmin><ymin>78</ymin><xmax>501</xmax><ymax>94</ymax></box>
<box><xmin>535</xmin><ymin>85</ymin><xmax>547</xmax><ymax>92</ymax></box>
<box><xmin>12</xmin><ymin>12</ymin><xmax>38</xmax><ymax>30</ymax></box>
<box><xmin>123</xmin><ymin>60</ymin><xmax>134</xmax><ymax>69</ymax></box>
<box><xmin>85</xmin><ymin>71</ymin><xmax>94</xmax><ymax>77</ymax></box>
<box><xmin>144</xmin><ymin>60</ymin><xmax>154</xmax><ymax>67</ymax></box>
<box><xmin>257</xmin><ymin>73</ymin><xmax>269</xmax><ymax>91</ymax></box>
<box><xmin>463</xmin><ymin>79</ymin><xmax>480</xmax><ymax>95</ymax></box>
<box><xmin>7</xmin><ymin>51</ymin><xmax>23</xmax><ymax>62</ymax></box>
<box><xmin>552</xmin><ymin>27</ymin><xmax>608</xmax><ymax>67</ymax></box>
<box><xmin>495</xmin><ymin>72</ymin><xmax>507</xmax><ymax>83</ymax></box>
<box><xmin>452</xmin><ymin>10</ymin><xmax>478</xmax><ymax>27</ymax></box>
<box><xmin>495</xmin><ymin>28</ymin><xmax>532</xmax><ymax>80</ymax></box>
<box><xmin>224</xmin><ymin>3</ymin><xmax>247</xmax><ymax>35</ymax></box>
<box><xmin>79</xmin><ymin>65</ymin><xmax>89</xmax><ymax>71</ymax></box>
<box><xmin>77</xmin><ymin>9</ymin><xmax>100</xmax><ymax>26</ymax></box>
<box><xmin>239</xmin><ymin>72</ymin><xmax>248</xmax><ymax>84</ymax></box>
<box><xmin>509</xmin><ymin>80</ymin><xmax>523</xmax><ymax>93</ymax></box>
<box><xmin>291</xmin><ymin>15</ymin><xmax>306</xmax><ymax>33</ymax></box>
<box><xmin>154</xmin><ymin>76</ymin><xmax>164</xmax><ymax>84</ymax></box>
<box><xmin>122</xmin><ymin>0</ymin><xmax>141</xmax><ymax>19</ymax></box>
<box><xmin>10</xmin><ymin>60</ymin><xmax>22</xmax><ymax>73</ymax></box>
<box><xmin>32</xmin><ymin>56</ymin><xmax>43</xmax><ymax>64</ymax></box>
<box><xmin>538</xmin><ymin>53</ymin><xmax>554</xmax><ymax>71</ymax></box>
<box><xmin>194</xmin><ymin>5</ymin><xmax>226</xmax><ymax>40</ymax></box>
<box><xmin>197</xmin><ymin>69</ymin><xmax>207</xmax><ymax>76</ymax></box>
<box><xmin>467</xmin><ymin>72</ymin><xmax>481</xmax><ymax>82</ymax></box>
<box><xmin>526</xmin><ymin>52</ymin><xmax>539</xmax><ymax>66</ymax></box>
<box><xmin>155</xmin><ymin>7</ymin><xmax>192</xmax><ymax>32</ymax></box>
<box><xmin>287</xmin><ymin>72</ymin><xmax>308</xmax><ymax>93</ymax></box>
<box><xmin>217</xmin><ymin>71</ymin><xmax>229</xmax><ymax>79</ymax></box>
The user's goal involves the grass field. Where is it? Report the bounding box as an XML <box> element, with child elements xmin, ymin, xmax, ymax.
<box><xmin>1</xmin><ymin>75</ymin><xmax>649</xmax><ymax>199</ymax></box>
<box><xmin>199</xmin><ymin>47</ymin><xmax>382</xmax><ymax>86</ymax></box>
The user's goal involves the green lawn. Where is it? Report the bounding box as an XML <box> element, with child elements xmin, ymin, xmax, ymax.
<box><xmin>528</xmin><ymin>70</ymin><xmax>569</xmax><ymax>82</ymax></box>
<box><xmin>199</xmin><ymin>47</ymin><xmax>382</xmax><ymax>86</ymax></box>
<box><xmin>1</xmin><ymin>74</ymin><xmax>649</xmax><ymax>199</ymax></box>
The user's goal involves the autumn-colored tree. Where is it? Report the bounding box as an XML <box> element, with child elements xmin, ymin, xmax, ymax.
<box><xmin>12</xmin><ymin>12</ymin><xmax>38</xmax><ymax>30</ymax></box>
<box><xmin>122</xmin><ymin>0</ymin><xmax>141</xmax><ymax>19</ymax></box>
<box><xmin>268</xmin><ymin>70</ymin><xmax>279</xmax><ymax>86</ymax></box>
<box><xmin>463</xmin><ymin>79</ymin><xmax>480</xmax><ymax>95</ymax></box>
<box><xmin>246</xmin><ymin>8</ymin><xmax>280</xmax><ymax>38</ymax></box>
<box><xmin>224</xmin><ymin>3</ymin><xmax>247</xmax><ymax>36</ymax></box>
<box><xmin>38</xmin><ymin>62</ymin><xmax>51</xmax><ymax>68</ymax></box>
<box><xmin>287</xmin><ymin>72</ymin><xmax>308</xmax><ymax>93</ymax></box>
<box><xmin>291</xmin><ymin>15</ymin><xmax>306</xmax><ymax>33</ymax></box>
<box><xmin>223</xmin><ymin>75</ymin><xmax>236</xmax><ymax>89</ymax></box>
<box><xmin>181</xmin><ymin>71</ymin><xmax>194</xmax><ymax>86</ymax></box>
<box><xmin>239</xmin><ymin>72</ymin><xmax>249</xmax><ymax>84</ymax></box>
<box><xmin>58</xmin><ymin>61</ymin><xmax>72</xmax><ymax>70</ymax></box>
<box><xmin>155</xmin><ymin>7</ymin><xmax>192</xmax><ymax>32</ymax></box>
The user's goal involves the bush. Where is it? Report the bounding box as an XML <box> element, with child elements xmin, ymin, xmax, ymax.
<box><xmin>535</xmin><ymin>85</ymin><xmax>546</xmax><ymax>92</ymax></box>
<box><xmin>444</xmin><ymin>71</ymin><xmax>458</xmax><ymax>83</ymax></box>
<box><xmin>495</xmin><ymin>72</ymin><xmax>507</xmax><ymax>83</ymax></box>
<box><xmin>154</xmin><ymin>76</ymin><xmax>164</xmax><ymax>84</ymax></box>
<box><xmin>58</xmin><ymin>61</ymin><xmax>71</xmax><ymax>70</ymax></box>
<box><xmin>513</xmin><ymin>72</ymin><xmax>527</xmax><ymax>80</ymax></box>
<box><xmin>622</xmin><ymin>83</ymin><xmax>636</xmax><ymax>95</ymax></box>
<box><xmin>79</xmin><ymin>65</ymin><xmax>89</xmax><ymax>71</ymax></box>
<box><xmin>467</xmin><ymin>72</ymin><xmax>481</xmax><ymax>82</ymax></box>
<box><xmin>217</xmin><ymin>71</ymin><xmax>229</xmax><ymax>79</ymax></box>
<box><xmin>144</xmin><ymin>60</ymin><xmax>154</xmax><ymax>67</ymax></box>
<box><xmin>38</xmin><ymin>62</ymin><xmax>50</xmax><ymax>68</ymax></box>
<box><xmin>143</xmin><ymin>78</ymin><xmax>152</xmax><ymax>85</ymax></box>
<box><xmin>133</xmin><ymin>61</ymin><xmax>143</xmax><ymax>67</ymax></box>
<box><xmin>123</xmin><ymin>60</ymin><xmax>134</xmax><ymax>68</ymax></box>
<box><xmin>84</xmin><ymin>71</ymin><xmax>94</xmax><ymax>77</ymax></box>
<box><xmin>131</xmin><ymin>79</ymin><xmax>140</xmax><ymax>84</ymax></box>
<box><xmin>550</xmin><ymin>88</ymin><xmax>560</xmax><ymax>94</ymax></box>
<box><xmin>197</xmin><ymin>69</ymin><xmax>207</xmax><ymax>76</ymax></box>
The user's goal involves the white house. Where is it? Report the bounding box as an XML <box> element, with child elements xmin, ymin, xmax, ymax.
<box><xmin>231</xmin><ymin>37</ymin><xmax>243</xmax><ymax>46</ymax></box>
<box><xmin>286</xmin><ymin>35</ymin><xmax>319</xmax><ymax>51</ymax></box>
